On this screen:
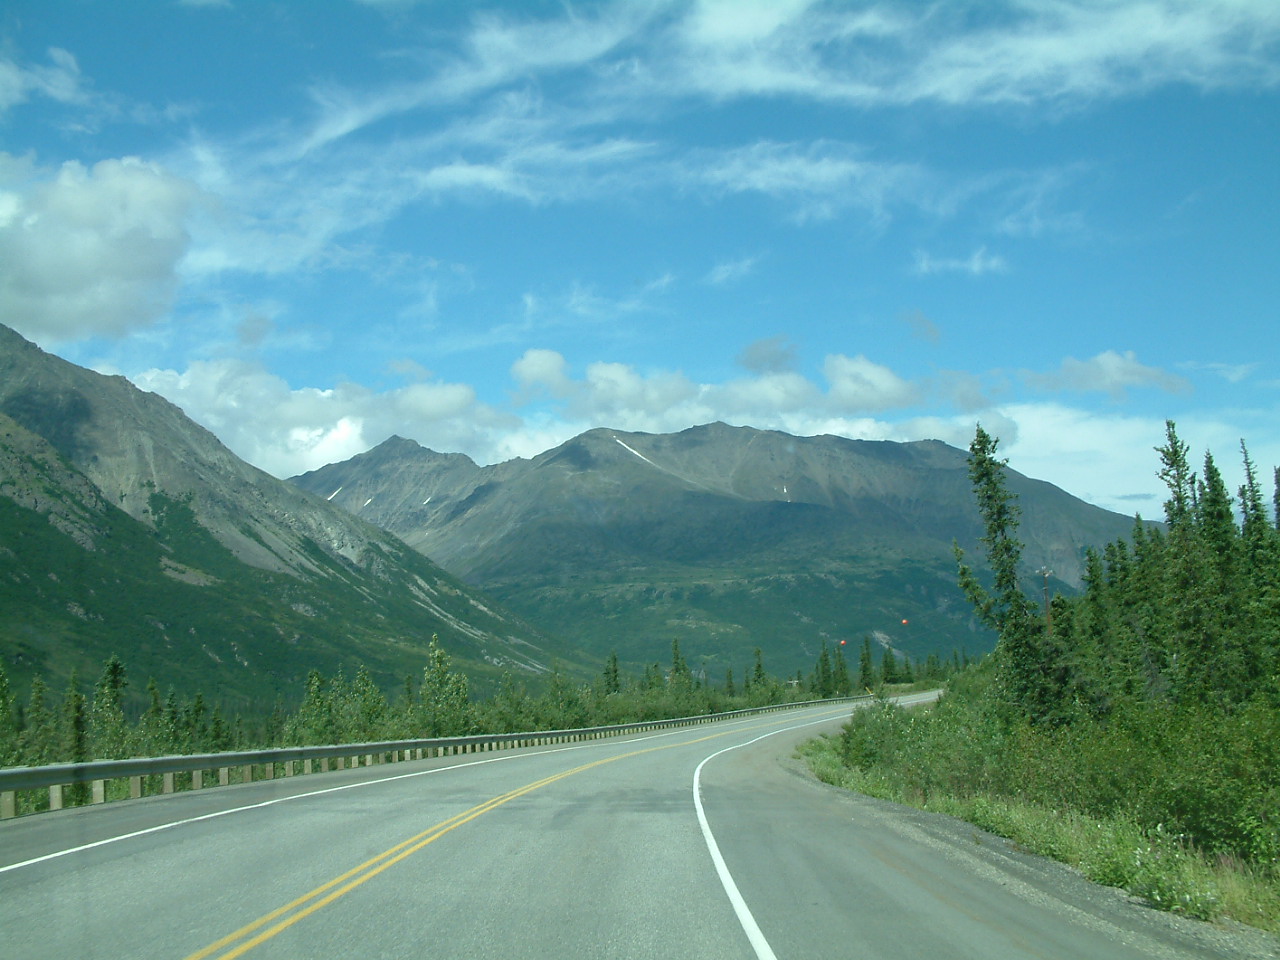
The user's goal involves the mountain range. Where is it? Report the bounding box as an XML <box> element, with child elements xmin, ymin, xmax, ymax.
<box><xmin>291</xmin><ymin>423</ymin><xmax>1142</xmax><ymax>677</ymax></box>
<box><xmin>1</xmin><ymin>319</ymin><xmax>1145</xmax><ymax>705</ymax></box>
<box><xmin>0</xmin><ymin>325</ymin><xmax>557</xmax><ymax>710</ymax></box>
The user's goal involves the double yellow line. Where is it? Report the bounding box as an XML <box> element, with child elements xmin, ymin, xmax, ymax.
<box><xmin>183</xmin><ymin>752</ymin><xmax>623</xmax><ymax>960</ymax></box>
<box><xmin>185</xmin><ymin>708</ymin><xmax>846</xmax><ymax>959</ymax></box>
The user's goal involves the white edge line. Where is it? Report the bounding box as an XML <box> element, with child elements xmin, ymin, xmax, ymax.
<box><xmin>0</xmin><ymin>723</ymin><xmax>709</xmax><ymax>875</ymax></box>
<box><xmin>693</xmin><ymin>711</ymin><xmax>849</xmax><ymax>960</ymax></box>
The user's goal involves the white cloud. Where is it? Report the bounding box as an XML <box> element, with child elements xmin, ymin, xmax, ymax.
<box><xmin>657</xmin><ymin>0</ymin><xmax>1280</xmax><ymax>108</ymax></box>
<box><xmin>0</xmin><ymin>154</ymin><xmax>200</xmax><ymax>343</ymax></box>
<box><xmin>823</xmin><ymin>354</ymin><xmax>919</xmax><ymax>411</ymax></box>
<box><xmin>695</xmin><ymin>140</ymin><xmax>927</xmax><ymax>223</ymax></box>
<box><xmin>1026</xmin><ymin>350</ymin><xmax>1191</xmax><ymax>398</ymax></box>
<box><xmin>705</xmin><ymin>255</ymin><xmax>760</xmax><ymax>286</ymax></box>
<box><xmin>0</xmin><ymin>48</ymin><xmax>86</xmax><ymax>117</ymax></box>
<box><xmin>913</xmin><ymin>246</ymin><xmax>1008</xmax><ymax>276</ymax></box>
<box><xmin>1179</xmin><ymin>360</ymin><xmax>1259</xmax><ymax>384</ymax></box>
<box><xmin>119</xmin><ymin>344</ymin><xmax>1279</xmax><ymax>524</ymax></box>
<box><xmin>900</xmin><ymin>0</ymin><xmax>1280</xmax><ymax>107</ymax></box>
<box><xmin>512</xmin><ymin>347</ymin><xmax>574</xmax><ymax>397</ymax></box>
<box><xmin>131</xmin><ymin>358</ymin><xmax>515</xmax><ymax>477</ymax></box>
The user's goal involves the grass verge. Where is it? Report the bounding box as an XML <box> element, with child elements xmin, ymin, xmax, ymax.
<box><xmin>799</xmin><ymin>732</ymin><xmax>1280</xmax><ymax>932</ymax></box>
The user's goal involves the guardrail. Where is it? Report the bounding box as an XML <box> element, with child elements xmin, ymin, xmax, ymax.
<box><xmin>0</xmin><ymin>695</ymin><xmax>870</xmax><ymax>820</ymax></box>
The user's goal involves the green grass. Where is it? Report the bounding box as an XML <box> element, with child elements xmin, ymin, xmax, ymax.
<box><xmin>799</xmin><ymin>728</ymin><xmax>1280</xmax><ymax>930</ymax></box>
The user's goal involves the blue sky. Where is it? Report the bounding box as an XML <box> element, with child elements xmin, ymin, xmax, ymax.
<box><xmin>2</xmin><ymin>0</ymin><xmax>1278</xmax><ymax>517</ymax></box>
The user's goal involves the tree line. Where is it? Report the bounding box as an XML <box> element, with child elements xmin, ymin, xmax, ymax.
<box><xmin>834</xmin><ymin>422</ymin><xmax>1279</xmax><ymax>922</ymax></box>
<box><xmin>0</xmin><ymin>633</ymin><xmax>954</xmax><ymax>778</ymax></box>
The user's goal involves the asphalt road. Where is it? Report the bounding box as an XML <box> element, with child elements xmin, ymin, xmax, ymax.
<box><xmin>1</xmin><ymin>696</ymin><xmax>1275</xmax><ymax>960</ymax></box>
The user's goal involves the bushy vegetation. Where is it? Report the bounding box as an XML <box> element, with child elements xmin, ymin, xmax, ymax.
<box><xmin>810</xmin><ymin>423</ymin><xmax>1280</xmax><ymax>929</ymax></box>
<box><xmin>1</xmin><ymin>632</ymin><xmax>950</xmax><ymax>815</ymax></box>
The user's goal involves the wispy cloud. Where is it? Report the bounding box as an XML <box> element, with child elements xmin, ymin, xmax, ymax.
<box><xmin>650</xmin><ymin>0</ymin><xmax>1280</xmax><ymax>108</ymax></box>
<box><xmin>913</xmin><ymin>246</ymin><xmax>1008</xmax><ymax>276</ymax></box>
<box><xmin>0</xmin><ymin>48</ymin><xmax>88</xmax><ymax>117</ymax></box>
<box><xmin>1026</xmin><ymin>350</ymin><xmax>1191</xmax><ymax>399</ymax></box>
<box><xmin>694</xmin><ymin>139</ymin><xmax>927</xmax><ymax>222</ymax></box>
<box><xmin>705</xmin><ymin>255</ymin><xmax>760</xmax><ymax>286</ymax></box>
<box><xmin>1179</xmin><ymin>360</ymin><xmax>1259</xmax><ymax>384</ymax></box>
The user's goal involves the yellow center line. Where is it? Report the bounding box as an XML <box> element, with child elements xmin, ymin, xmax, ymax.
<box><xmin>185</xmin><ymin>707</ymin><xmax>849</xmax><ymax>960</ymax></box>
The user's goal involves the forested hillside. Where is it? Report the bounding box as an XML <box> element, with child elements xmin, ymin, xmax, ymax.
<box><xmin>810</xmin><ymin>422</ymin><xmax>1280</xmax><ymax>929</ymax></box>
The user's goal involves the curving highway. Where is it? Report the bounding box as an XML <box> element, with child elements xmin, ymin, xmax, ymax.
<box><xmin>1</xmin><ymin>695</ymin><xmax>1274</xmax><ymax>959</ymax></box>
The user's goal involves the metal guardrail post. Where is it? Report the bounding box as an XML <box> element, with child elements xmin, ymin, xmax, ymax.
<box><xmin>0</xmin><ymin>695</ymin><xmax>872</xmax><ymax>819</ymax></box>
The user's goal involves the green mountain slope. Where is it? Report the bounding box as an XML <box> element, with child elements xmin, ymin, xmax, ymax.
<box><xmin>0</xmin><ymin>326</ymin><xmax>562</xmax><ymax>710</ymax></box>
<box><xmin>292</xmin><ymin>423</ymin><xmax>1143</xmax><ymax>675</ymax></box>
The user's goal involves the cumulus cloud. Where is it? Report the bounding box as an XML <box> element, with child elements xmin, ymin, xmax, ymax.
<box><xmin>119</xmin><ymin>343</ymin><xmax>1274</xmax><ymax>521</ymax></box>
<box><xmin>1026</xmin><ymin>350</ymin><xmax>1190</xmax><ymax>398</ymax></box>
<box><xmin>512</xmin><ymin>347</ymin><xmax>574</xmax><ymax>397</ymax></box>
<box><xmin>132</xmin><ymin>359</ymin><xmax>515</xmax><ymax>477</ymax></box>
<box><xmin>824</xmin><ymin>354</ymin><xmax>919</xmax><ymax>411</ymax></box>
<box><xmin>0</xmin><ymin>154</ymin><xmax>200</xmax><ymax>343</ymax></box>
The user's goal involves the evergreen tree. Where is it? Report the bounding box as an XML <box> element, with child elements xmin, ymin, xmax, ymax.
<box><xmin>88</xmin><ymin>655</ymin><xmax>129</xmax><ymax>759</ymax></box>
<box><xmin>723</xmin><ymin>666</ymin><xmax>736</xmax><ymax>698</ymax></box>
<box><xmin>832</xmin><ymin>643</ymin><xmax>851</xmax><ymax>695</ymax></box>
<box><xmin>420</xmin><ymin>635</ymin><xmax>473</xmax><ymax>736</ymax></box>
<box><xmin>602</xmin><ymin>651</ymin><xmax>621</xmax><ymax>696</ymax></box>
<box><xmin>858</xmin><ymin>636</ymin><xmax>875</xmax><ymax>690</ymax></box>
<box><xmin>183</xmin><ymin>692</ymin><xmax>208</xmax><ymax>752</ymax></box>
<box><xmin>19</xmin><ymin>676</ymin><xmax>54</xmax><ymax>766</ymax></box>
<box><xmin>58</xmin><ymin>672</ymin><xmax>88</xmax><ymax>802</ymax></box>
<box><xmin>814</xmin><ymin>640</ymin><xmax>834</xmax><ymax>698</ymax></box>
<box><xmin>0</xmin><ymin>662</ymin><xmax>17</xmax><ymax>766</ymax></box>
<box><xmin>670</xmin><ymin>639</ymin><xmax>691</xmax><ymax>688</ymax></box>
<box><xmin>209</xmin><ymin>705</ymin><xmax>233</xmax><ymax>751</ymax></box>
<box><xmin>289</xmin><ymin>669</ymin><xmax>333</xmax><ymax>744</ymax></box>
<box><xmin>955</xmin><ymin>425</ymin><xmax>1051</xmax><ymax>720</ymax></box>
<box><xmin>880</xmin><ymin>647</ymin><xmax>897</xmax><ymax>685</ymax></box>
<box><xmin>134</xmin><ymin>677</ymin><xmax>173</xmax><ymax>756</ymax></box>
<box><xmin>346</xmin><ymin>664</ymin><xmax>389</xmax><ymax>741</ymax></box>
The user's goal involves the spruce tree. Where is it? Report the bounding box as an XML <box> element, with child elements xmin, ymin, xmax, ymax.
<box><xmin>815</xmin><ymin>640</ymin><xmax>834</xmax><ymax>698</ymax></box>
<box><xmin>858</xmin><ymin>636</ymin><xmax>875</xmax><ymax>690</ymax></box>
<box><xmin>89</xmin><ymin>655</ymin><xmax>129</xmax><ymax>759</ymax></box>
<box><xmin>58</xmin><ymin>672</ymin><xmax>88</xmax><ymax>802</ymax></box>
<box><xmin>19</xmin><ymin>676</ymin><xmax>53</xmax><ymax>766</ymax></box>
<box><xmin>955</xmin><ymin>425</ymin><xmax>1050</xmax><ymax>719</ymax></box>
<box><xmin>832</xmin><ymin>644</ymin><xmax>851</xmax><ymax>695</ymax></box>
<box><xmin>880</xmin><ymin>647</ymin><xmax>897</xmax><ymax>685</ymax></box>
<box><xmin>420</xmin><ymin>635</ymin><xmax>473</xmax><ymax>736</ymax></box>
<box><xmin>0</xmin><ymin>663</ymin><xmax>17</xmax><ymax>766</ymax></box>
<box><xmin>603</xmin><ymin>652</ymin><xmax>621</xmax><ymax>696</ymax></box>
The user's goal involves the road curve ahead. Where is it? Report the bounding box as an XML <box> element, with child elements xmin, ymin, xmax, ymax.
<box><xmin>1</xmin><ymin>697</ymin><xmax>1275</xmax><ymax>960</ymax></box>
